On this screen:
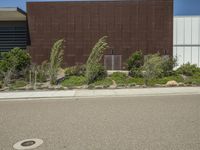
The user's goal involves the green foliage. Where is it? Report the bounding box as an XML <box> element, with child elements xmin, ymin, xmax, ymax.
<box><xmin>86</xmin><ymin>36</ymin><xmax>109</xmax><ymax>84</ymax></box>
<box><xmin>142</xmin><ymin>54</ymin><xmax>163</xmax><ymax>85</ymax></box>
<box><xmin>86</xmin><ymin>63</ymin><xmax>107</xmax><ymax>83</ymax></box>
<box><xmin>0</xmin><ymin>80</ymin><xmax>2</xmax><ymax>89</ymax></box>
<box><xmin>61</xmin><ymin>76</ymin><xmax>86</xmax><ymax>87</ymax></box>
<box><xmin>148</xmin><ymin>75</ymin><xmax>184</xmax><ymax>85</ymax></box>
<box><xmin>1</xmin><ymin>67</ymin><xmax>15</xmax><ymax>87</ymax></box>
<box><xmin>91</xmin><ymin>77</ymin><xmax>113</xmax><ymax>87</ymax></box>
<box><xmin>65</xmin><ymin>65</ymin><xmax>86</xmax><ymax>77</ymax></box>
<box><xmin>36</xmin><ymin>60</ymin><xmax>49</xmax><ymax>82</ymax></box>
<box><xmin>126</xmin><ymin>51</ymin><xmax>144</xmax><ymax>77</ymax></box>
<box><xmin>109</xmin><ymin>72</ymin><xmax>145</xmax><ymax>86</ymax></box>
<box><xmin>49</xmin><ymin>39</ymin><xmax>64</xmax><ymax>85</ymax></box>
<box><xmin>176</xmin><ymin>63</ymin><xmax>200</xmax><ymax>76</ymax></box>
<box><xmin>126</xmin><ymin>51</ymin><xmax>143</xmax><ymax>70</ymax></box>
<box><xmin>191</xmin><ymin>76</ymin><xmax>200</xmax><ymax>85</ymax></box>
<box><xmin>0</xmin><ymin>47</ymin><xmax>31</xmax><ymax>73</ymax></box>
<box><xmin>129</xmin><ymin>67</ymin><xmax>143</xmax><ymax>78</ymax></box>
<box><xmin>183</xmin><ymin>73</ymin><xmax>200</xmax><ymax>85</ymax></box>
<box><xmin>127</xmin><ymin>77</ymin><xmax>144</xmax><ymax>85</ymax></box>
<box><xmin>161</xmin><ymin>56</ymin><xmax>177</xmax><ymax>77</ymax></box>
<box><xmin>11</xmin><ymin>80</ymin><xmax>27</xmax><ymax>89</ymax></box>
<box><xmin>110</xmin><ymin>72</ymin><xmax>128</xmax><ymax>85</ymax></box>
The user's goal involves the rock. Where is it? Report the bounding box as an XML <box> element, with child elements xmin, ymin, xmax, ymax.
<box><xmin>95</xmin><ymin>85</ymin><xmax>104</xmax><ymax>89</ymax></box>
<box><xmin>81</xmin><ymin>85</ymin><xmax>88</xmax><ymax>89</ymax></box>
<box><xmin>166</xmin><ymin>80</ymin><xmax>178</xmax><ymax>87</ymax></box>
<box><xmin>109</xmin><ymin>85</ymin><xmax>117</xmax><ymax>89</ymax></box>
<box><xmin>155</xmin><ymin>84</ymin><xmax>163</xmax><ymax>87</ymax></box>
<box><xmin>128</xmin><ymin>83</ymin><xmax>136</xmax><ymax>87</ymax></box>
<box><xmin>135</xmin><ymin>85</ymin><xmax>141</xmax><ymax>88</ymax></box>
<box><xmin>178</xmin><ymin>82</ymin><xmax>185</xmax><ymax>87</ymax></box>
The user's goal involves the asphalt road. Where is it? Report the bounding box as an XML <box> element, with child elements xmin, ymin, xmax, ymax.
<box><xmin>0</xmin><ymin>95</ymin><xmax>200</xmax><ymax>150</ymax></box>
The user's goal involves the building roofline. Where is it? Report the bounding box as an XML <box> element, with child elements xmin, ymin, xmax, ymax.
<box><xmin>27</xmin><ymin>0</ymin><xmax>135</xmax><ymax>3</ymax></box>
<box><xmin>0</xmin><ymin>7</ymin><xmax>26</xmax><ymax>21</ymax></box>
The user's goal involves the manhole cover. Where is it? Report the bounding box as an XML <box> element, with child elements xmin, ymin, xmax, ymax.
<box><xmin>13</xmin><ymin>139</ymin><xmax>43</xmax><ymax>150</ymax></box>
<box><xmin>21</xmin><ymin>141</ymin><xmax>36</xmax><ymax>147</ymax></box>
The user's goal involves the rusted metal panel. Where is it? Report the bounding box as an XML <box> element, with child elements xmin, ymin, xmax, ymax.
<box><xmin>27</xmin><ymin>0</ymin><xmax>173</xmax><ymax>68</ymax></box>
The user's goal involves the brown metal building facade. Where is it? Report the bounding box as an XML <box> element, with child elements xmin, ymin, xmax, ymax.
<box><xmin>27</xmin><ymin>0</ymin><xmax>173</xmax><ymax>69</ymax></box>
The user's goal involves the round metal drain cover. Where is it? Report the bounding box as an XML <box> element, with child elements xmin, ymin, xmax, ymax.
<box><xmin>13</xmin><ymin>139</ymin><xmax>43</xmax><ymax>150</ymax></box>
<box><xmin>21</xmin><ymin>141</ymin><xmax>36</xmax><ymax>147</ymax></box>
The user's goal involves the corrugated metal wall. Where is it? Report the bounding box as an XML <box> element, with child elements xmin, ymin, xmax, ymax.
<box><xmin>174</xmin><ymin>16</ymin><xmax>200</xmax><ymax>67</ymax></box>
<box><xmin>27</xmin><ymin>0</ymin><xmax>173</xmax><ymax>68</ymax></box>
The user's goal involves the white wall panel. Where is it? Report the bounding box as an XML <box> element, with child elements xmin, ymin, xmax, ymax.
<box><xmin>184</xmin><ymin>17</ymin><xmax>192</xmax><ymax>45</ymax></box>
<box><xmin>177</xmin><ymin>18</ymin><xmax>184</xmax><ymax>45</ymax></box>
<box><xmin>191</xmin><ymin>18</ymin><xmax>199</xmax><ymax>44</ymax></box>
<box><xmin>174</xmin><ymin>16</ymin><xmax>200</xmax><ymax>67</ymax></box>
<box><xmin>173</xmin><ymin>46</ymin><xmax>177</xmax><ymax>57</ymax></box>
<box><xmin>199</xmin><ymin>48</ymin><xmax>200</xmax><ymax>66</ymax></box>
<box><xmin>184</xmin><ymin>47</ymin><xmax>192</xmax><ymax>64</ymax></box>
<box><xmin>192</xmin><ymin>47</ymin><xmax>199</xmax><ymax>65</ymax></box>
<box><xmin>177</xmin><ymin>47</ymin><xmax>184</xmax><ymax>66</ymax></box>
<box><xmin>173</xmin><ymin>18</ymin><xmax>177</xmax><ymax>45</ymax></box>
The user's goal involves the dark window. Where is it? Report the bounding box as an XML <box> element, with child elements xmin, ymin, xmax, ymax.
<box><xmin>0</xmin><ymin>26</ymin><xmax>27</xmax><ymax>51</ymax></box>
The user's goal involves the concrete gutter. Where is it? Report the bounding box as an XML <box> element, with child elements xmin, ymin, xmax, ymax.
<box><xmin>0</xmin><ymin>87</ymin><xmax>200</xmax><ymax>100</ymax></box>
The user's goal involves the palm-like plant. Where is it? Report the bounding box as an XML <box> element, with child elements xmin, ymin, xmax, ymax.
<box><xmin>86</xmin><ymin>36</ymin><xmax>109</xmax><ymax>84</ymax></box>
<box><xmin>49</xmin><ymin>39</ymin><xmax>64</xmax><ymax>85</ymax></box>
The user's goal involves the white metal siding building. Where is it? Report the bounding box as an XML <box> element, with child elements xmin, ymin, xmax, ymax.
<box><xmin>174</xmin><ymin>16</ymin><xmax>200</xmax><ymax>67</ymax></box>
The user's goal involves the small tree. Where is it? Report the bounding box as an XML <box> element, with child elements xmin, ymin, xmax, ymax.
<box><xmin>161</xmin><ymin>56</ymin><xmax>177</xmax><ymax>77</ymax></box>
<box><xmin>86</xmin><ymin>36</ymin><xmax>109</xmax><ymax>84</ymax></box>
<box><xmin>49</xmin><ymin>39</ymin><xmax>64</xmax><ymax>85</ymax></box>
<box><xmin>126</xmin><ymin>51</ymin><xmax>144</xmax><ymax>77</ymax></box>
<box><xmin>0</xmin><ymin>47</ymin><xmax>31</xmax><ymax>73</ymax></box>
<box><xmin>126</xmin><ymin>50</ymin><xmax>143</xmax><ymax>70</ymax></box>
<box><xmin>142</xmin><ymin>54</ymin><xmax>163</xmax><ymax>85</ymax></box>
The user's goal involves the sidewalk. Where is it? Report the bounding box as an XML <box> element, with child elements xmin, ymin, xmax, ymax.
<box><xmin>0</xmin><ymin>87</ymin><xmax>200</xmax><ymax>100</ymax></box>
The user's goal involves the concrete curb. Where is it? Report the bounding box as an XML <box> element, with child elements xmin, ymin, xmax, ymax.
<box><xmin>0</xmin><ymin>87</ymin><xmax>200</xmax><ymax>100</ymax></box>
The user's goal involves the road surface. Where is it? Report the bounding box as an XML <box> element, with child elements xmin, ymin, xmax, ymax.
<box><xmin>0</xmin><ymin>95</ymin><xmax>200</xmax><ymax>150</ymax></box>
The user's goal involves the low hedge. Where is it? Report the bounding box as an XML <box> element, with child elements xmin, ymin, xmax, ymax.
<box><xmin>91</xmin><ymin>77</ymin><xmax>113</xmax><ymax>87</ymax></box>
<box><xmin>62</xmin><ymin>76</ymin><xmax>87</xmax><ymax>87</ymax></box>
<box><xmin>11</xmin><ymin>80</ymin><xmax>27</xmax><ymax>89</ymax></box>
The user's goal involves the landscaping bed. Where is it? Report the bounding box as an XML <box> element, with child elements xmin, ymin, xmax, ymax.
<box><xmin>0</xmin><ymin>39</ymin><xmax>200</xmax><ymax>91</ymax></box>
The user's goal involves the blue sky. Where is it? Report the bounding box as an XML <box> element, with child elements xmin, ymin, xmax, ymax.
<box><xmin>0</xmin><ymin>0</ymin><xmax>200</xmax><ymax>16</ymax></box>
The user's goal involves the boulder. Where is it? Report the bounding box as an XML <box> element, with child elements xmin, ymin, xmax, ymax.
<box><xmin>166</xmin><ymin>80</ymin><xmax>178</xmax><ymax>87</ymax></box>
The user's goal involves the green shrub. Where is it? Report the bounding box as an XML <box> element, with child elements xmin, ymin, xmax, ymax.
<box><xmin>91</xmin><ymin>77</ymin><xmax>113</xmax><ymax>87</ymax></box>
<box><xmin>176</xmin><ymin>63</ymin><xmax>200</xmax><ymax>76</ymax></box>
<box><xmin>86</xmin><ymin>36</ymin><xmax>109</xmax><ymax>84</ymax></box>
<box><xmin>61</xmin><ymin>76</ymin><xmax>87</xmax><ymax>87</ymax></box>
<box><xmin>86</xmin><ymin>63</ymin><xmax>107</xmax><ymax>83</ymax></box>
<box><xmin>0</xmin><ymin>47</ymin><xmax>31</xmax><ymax>73</ymax></box>
<box><xmin>37</xmin><ymin>61</ymin><xmax>49</xmax><ymax>82</ymax></box>
<box><xmin>129</xmin><ymin>67</ymin><xmax>143</xmax><ymax>78</ymax></box>
<box><xmin>126</xmin><ymin>51</ymin><xmax>143</xmax><ymax>70</ymax></box>
<box><xmin>0</xmin><ymin>80</ymin><xmax>2</xmax><ymax>89</ymax></box>
<box><xmin>49</xmin><ymin>39</ymin><xmax>64</xmax><ymax>85</ymax></box>
<box><xmin>149</xmin><ymin>75</ymin><xmax>184</xmax><ymax>85</ymax></box>
<box><xmin>142</xmin><ymin>54</ymin><xmax>163</xmax><ymax>85</ymax></box>
<box><xmin>188</xmin><ymin>71</ymin><xmax>200</xmax><ymax>85</ymax></box>
<box><xmin>109</xmin><ymin>73</ymin><xmax>145</xmax><ymax>86</ymax></box>
<box><xmin>127</xmin><ymin>77</ymin><xmax>144</xmax><ymax>85</ymax></box>
<box><xmin>12</xmin><ymin>80</ymin><xmax>27</xmax><ymax>89</ymax></box>
<box><xmin>161</xmin><ymin>56</ymin><xmax>177</xmax><ymax>77</ymax></box>
<box><xmin>65</xmin><ymin>65</ymin><xmax>86</xmax><ymax>77</ymax></box>
<box><xmin>110</xmin><ymin>72</ymin><xmax>127</xmax><ymax>84</ymax></box>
